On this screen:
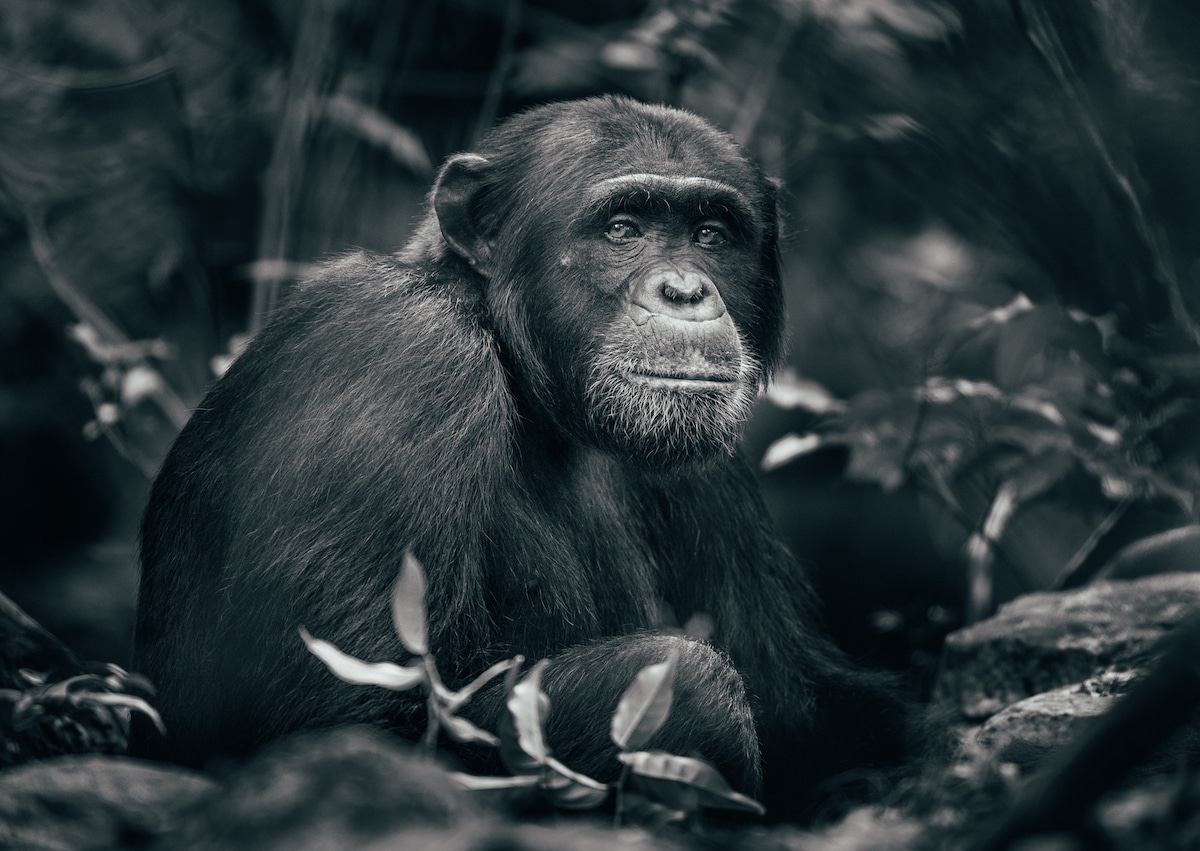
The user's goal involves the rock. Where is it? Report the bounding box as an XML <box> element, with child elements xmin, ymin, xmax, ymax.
<box><xmin>1095</xmin><ymin>525</ymin><xmax>1200</xmax><ymax>581</ymax></box>
<box><xmin>934</xmin><ymin>574</ymin><xmax>1200</xmax><ymax>720</ymax></box>
<box><xmin>743</xmin><ymin>807</ymin><xmax>925</xmax><ymax>851</ymax></box>
<box><xmin>161</xmin><ymin>726</ymin><xmax>472</xmax><ymax>850</ymax></box>
<box><xmin>160</xmin><ymin>725</ymin><xmax>685</xmax><ymax>851</ymax></box>
<box><xmin>1094</xmin><ymin>773</ymin><xmax>1200</xmax><ymax>846</ymax></box>
<box><xmin>974</xmin><ymin>674</ymin><xmax>1135</xmax><ymax>771</ymax></box>
<box><xmin>0</xmin><ymin>755</ymin><xmax>214</xmax><ymax>851</ymax></box>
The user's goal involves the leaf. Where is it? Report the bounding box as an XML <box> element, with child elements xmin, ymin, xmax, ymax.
<box><xmin>432</xmin><ymin>702</ymin><xmax>500</xmax><ymax>747</ymax></box>
<box><xmin>392</xmin><ymin>550</ymin><xmax>429</xmax><ymax>656</ymax></box>
<box><xmin>761</xmin><ymin>433</ymin><xmax>823</xmax><ymax>472</ymax></box>
<box><xmin>446</xmin><ymin>657</ymin><xmax>520</xmax><ymax>711</ymax></box>
<box><xmin>503</xmin><ymin>654</ymin><xmax>525</xmax><ymax>694</ymax></box>
<box><xmin>542</xmin><ymin>758</ymin><xmax>610</xmax><ymax>809</ymax></box>
<box><xmin>47</xmin><ymin>674</ymin><xmax>106</xmax><ymax>697</ymax></box>
<box><xmin>618</xmin><ymin>751</ymin><xmax>766</xmax><ymax>816</ymax></box>
<box><xmin>87</xmin><ymin>693</ymin><xmax>167</xmax><ymax>734</ymax></box>
<box><xmin>500</xmin><ymin>659</ymin><xmax>551</xmax><ymax>774</ymax></box>
<box><xmin>495</xmin><ymin>660</ymin><xmax>608</xmax><ymax>808</ymax></box>
<box><xmin>299</xmin><ymin>628</ymin><xmax>425</xmax><ymax>690</ymax></box>
<box><xmin>447</xmin><ymin>772</ymin><xmax>542</xmax><ymax>791</ymax></box>
<box><xmin>610</xmin><ymin>648</ymin><xmax>679</xmax><ymax>751</ymax></box>
<box><xmin>765</xmin><ymin>369</ymin><xmax>847</xmax><ymax>414</ymax></box>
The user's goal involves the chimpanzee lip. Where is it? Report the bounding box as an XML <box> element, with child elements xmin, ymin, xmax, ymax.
<box><xmin>627</xmin><ymin>369</ymin><xmax>737</xmax><ymax>389</ymax></box>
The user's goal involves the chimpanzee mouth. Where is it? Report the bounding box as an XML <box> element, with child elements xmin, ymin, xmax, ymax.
<box><xmin>626</xmin><ymin>370</ymin><xmax>739</xmax><ymax>390</ymax></box>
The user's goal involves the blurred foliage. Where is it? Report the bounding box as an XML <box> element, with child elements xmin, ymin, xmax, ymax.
<box><xmin>0</xmin><ymin>662</ymin><xmax>161</xmax><ymax>766</ymax></box>
<box><xmin>738</xmin><ymin>0</ymin><xmax>1200</xmax><ymax>625</ymax></box>
<box><xmin>1</xmin><ymin>0</ymin><xmax>1198</xmax><ymax>661</ymax></box>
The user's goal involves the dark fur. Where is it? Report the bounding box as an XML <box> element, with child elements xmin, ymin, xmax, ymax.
<box><xmin>134</xmin><ymin>96</ymin><xmax>908</xmax><ymax>817</ymax></box>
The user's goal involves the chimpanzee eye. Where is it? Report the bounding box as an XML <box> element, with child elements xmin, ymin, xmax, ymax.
<box><xmin>605</xmin><ymin>220</ymin><xmax>643</xmax><ymax>241</ymax></box>
<box><xmin>693</xmin><ymin>224</ymin><xmax>728</xmax><ymax>247</ymax></box>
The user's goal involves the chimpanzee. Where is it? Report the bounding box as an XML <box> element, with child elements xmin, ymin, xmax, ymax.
<box><xmin>133</xmin><ymin>95</ymin><xmax>910</xmax><ymax>816</ymax></box>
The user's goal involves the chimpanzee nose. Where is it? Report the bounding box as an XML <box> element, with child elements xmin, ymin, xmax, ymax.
<box><xmin>632</xmin><ymin>269</ymin><xmax>727</xmax><ymax>322</ymax></box>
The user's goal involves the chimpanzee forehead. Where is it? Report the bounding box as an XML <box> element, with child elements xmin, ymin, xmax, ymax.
<box><xmin>587</xmin><ymin>174</ymin><xmax>750</xmax><ymax>211</ymax></box>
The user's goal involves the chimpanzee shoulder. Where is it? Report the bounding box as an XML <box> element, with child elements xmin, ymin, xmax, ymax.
<box><xmin>137</xmin><ymin>250</ymin><xmax>514</xmax><ymax>757</ymax></box>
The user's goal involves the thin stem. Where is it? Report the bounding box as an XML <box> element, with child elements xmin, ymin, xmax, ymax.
<box><xmin>473</xmin><ymin>0</ymin><xmax>522</xmax><ymax>144</ymax></box>
<box><xmin>613</xmin><ymin>761</ymin><xmax>632</xmax><ymax>828</ymax></box>
<box><xmin>422</xmin><ymin>694</ymin><xmax>440</xmax><ymax>756</ymax></box>
<box><xmin>25</xmin><ymin>212</ymin><xmax>191</xmax><ymax>433</ymax></box>
<box><xmin>1053</xmin><ymin>499</ymin><xmax>1131</xmax><ymax>589</ymax></box>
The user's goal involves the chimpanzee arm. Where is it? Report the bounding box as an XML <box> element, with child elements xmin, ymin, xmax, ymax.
<box><xmin>644</xmin><ymin>456</ymin><xmax>912</xmax><ymax>812</ymax></box>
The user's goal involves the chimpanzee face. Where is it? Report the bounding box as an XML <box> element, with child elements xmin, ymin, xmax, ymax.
<box><xmin>432</xmin><ymin>97</ymin><xmax>784</xmax><ymax>464</ymax></box>
<box><xmin>565</xmin><ymin>172</ymin><xmax>767</xmax><ymax>460</ymax></box>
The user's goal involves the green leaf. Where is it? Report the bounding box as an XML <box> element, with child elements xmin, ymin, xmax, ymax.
<box><xmin>299</xmin><ymin>628</ymin><xmax>425</xmax><ymax>690</ymax></box>
<box><xmin>618</xmin><ymin>751</ymin><xmax>766</xmax><ymax>816</ymax></box>
<box><xmin>500</xmin><ymin>659</ymin><xmax>551</xmax><ymax>774</ymax></box>
<box><xmin>392</xmin><ymin>550</ymin><xmax>429</xmax><ymax>656</ymax></box>
<box><xmin>610</xmin><ymin>648</ymin><xmax>679</xmax><ymax>751</ymax></box>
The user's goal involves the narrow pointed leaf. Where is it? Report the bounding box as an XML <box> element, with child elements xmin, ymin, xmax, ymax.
<box><xmin>48</xmin><ymin>674</ymin><xmax>106</xmax><ymax>697</ymax></box>
<box><xmin>88</xmin><ymin>694</ymin><xmax>167</xmax><ymax>734</ymax></box>
<box><xmin>433</xmin><ymin>705</ymin><xmax>500</xmax><ymax>747</ymax></box>
<box><xmin>299</xmin><ymin>628</ymin><xmax>425</xmax><ymax>690</ymax></box>
<box><xmin>447</xmin><ymin>772</ymin><xmax>541</xmax><ymax>791</ymax></box>
<box><xmin>503</xmin><ymin>654</ymin><xmax>525</xmax><ymax>694</ymax></box>
<box><xmin>547</xmin><ymin>782</ymin><xmax>610</xmax><ymax>810</ymax></box>
<box><xmin>447</xmin><ymin>657</ymin><xmax>519</xmax><ymax>711</ymax></box>
<box><xmin>618</xmin><ymin>751</ymin><xmax>766</xmax><ymax>816</ymax></box>
<box><xmin>392</xmin><ymin>550</ymin><xmax>428</xmax><ymax>655</ymax></box>
<box><xmin>611</xmin><ymin>648</ymin><xmax>679</xmax><ymax>751</ymax></box>
<box><xmin>542</xmin><ymin>759</ymin><xmax>610</xmax><ymax>809</ymax></box>
<box><xmin>500</xmin><ymin>659</ymin><xmax>550</xmax><ymax>775</ymax></box>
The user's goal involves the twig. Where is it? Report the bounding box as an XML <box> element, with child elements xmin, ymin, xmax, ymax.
<box><xmin>1052</xmin><ymin>499</ymin><xmax>1130</xmax><ymax>589</ymax></box>
<box><xmin>323</xmin><ymin>94</ymin><xmax>433</xmax><ymax>176</ymax></box>
<box><xmin>964</xmin><ymin>482</ymin><xmax>1018</xmax><ymax>624</ymax></box>
<box><xmin>25</xmin><ymin>212</ymin><xmax>191</xmax><ymax>432</ymax></box>
<box><xmin>730</xmin><ymin>5</ymin><xmax>799</xmax><ymax>145</ymax></box>
<box><xmin>1013</xmin><ymin>0</ymin><xmax>1200</xmax><ymax>344</ymax></box>
<box><xmin>251</xmin><ymin>0</ymin><xmax>341</xmax><ymax>332</ymax></box>
<box><xmin>0</xmin><ymin>56</ymin><xmax>171</xmax><ymax>92</ymax></box>
<box><xmin>473</xmin><ymin>0</ymin><xmax>523</xmax><ymax>144</ymax></box>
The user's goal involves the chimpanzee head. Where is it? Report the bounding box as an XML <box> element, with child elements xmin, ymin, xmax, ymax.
<box><xmin>426</xmin><ymin>96</ymin><xmax>784</xmax><ymax>464</ymax></box>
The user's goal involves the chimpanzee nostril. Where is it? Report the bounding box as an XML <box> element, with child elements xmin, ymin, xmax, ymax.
<box><xmin>635</xmin><ymin>268</ymin><xmax>726</xmax><ymax>321</ymax></box>
<box><xmin>662</xmin><ymin>271</ymin><xmax>705</xmax><ymax>303</ymax></box>
<box><xmin>661</xmin><ymin>281</ymin><xmax>703</xmax><ymax>304</ymax></box>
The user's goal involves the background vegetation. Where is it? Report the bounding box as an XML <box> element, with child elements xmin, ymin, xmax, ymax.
<box><xmin>2</xmin><ymin>0</ymin><xmax>1198</xmax><ymax>703</ymax></box>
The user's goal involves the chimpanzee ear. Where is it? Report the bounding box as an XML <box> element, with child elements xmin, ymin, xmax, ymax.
<box><xmin>433</xmin><ymin>153</ymin><xmax>493</xmax><ymax>272</ymax></box>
